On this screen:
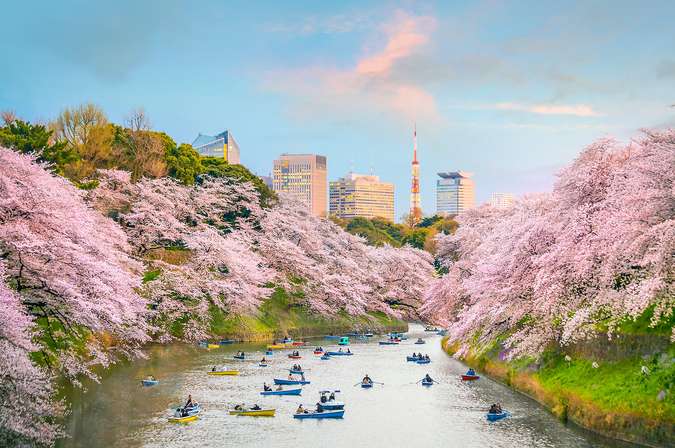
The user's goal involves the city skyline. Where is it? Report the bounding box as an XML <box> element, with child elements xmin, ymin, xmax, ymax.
<box><xmin>2</xmin><ymin>1</ymin><xmax>675</xmax><ymax>215</ymax></box>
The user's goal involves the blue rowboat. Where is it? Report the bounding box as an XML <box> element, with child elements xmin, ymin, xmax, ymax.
<box><xmin>288</xmin><ymin>369</ymin><xmax>304</xmax><ymax>374</ymax></box>
<box><xmin>265</xmin><ymin>350</ymin><xmax>273</xmax><ymax>356</ymax></box>
<box><xmin>416</xmin><ymin>359</ymin><xmax>431</xmax><ymax>364</ymax></box>
<box><xmin>219</xmin><ymin>339</ymin><xmax>235</xmax><ymax>345</ymax></box>
<box><xmin>294</xmin><ymin>410</ymin><xmax>344</xmax><ymax>419</ymax></box>
<box><xmin>365</xmin><ymin>333</ymin><xmax>374</xmax><ymax>337</ymax></box>
<box><xmin>421</xmin><ymin>380</ymin><xmax>433</xmax><ymax>386</ymax></box>
<box><xmin>406</xmin><ymin>356</ymin><xmax>420</xmax><ymax>362</ymax></box>
<box><xmin>414</xmin><ymin>340</ymin><xmax>425</xmax><ymax>345</ymax></box>
<box><xmin>233</xmin><ymin>355</ymin><xmax>245</xmax><ymax>360</ymax></box>
<box><xmin>361</xmin><ymin>382</ymin><xmax>373</xmax><ymax>388</ymax></box>
<box><xmin>318</xmin><ymin>402</ymin><xmax>344</xmax><ymax>410</ymax></box>
<box><xmin>486</xmin><ymin>411</ymin><xmax>509</xmax><ymax>422</ymax></box>
<box><xmin>142</xmin><ymin>379</ymin><xmax>159</xmax><ymax>386</ymax></box>
<box><xmin>326</xmin><ymin>351</ymin><xmax>353</xmax><ymax>356</ymax></box>
<box><xmin>259</xmin><ymin>363</ymin><xmax>268</xmax><ymax>367</ymax></box>
<box><xmin>320</xmin><ymin>355</ymin><xmax>330</xmax><ymax>360</ymax></box>
<box><xmin>379</xmin><ymin>341</ymin><xmax>398</xmax><ymax>345</ymax></box>
<box><xmin>324</xmin><ymin>335</ymin><xmax>341</xmax><ymax>340</ymax></box>
<box><xmin>260</xmin><ymin>388</ymin><xmax>302</xmax><ymax>396</ymax></box>
<box><xmin>274</xmin><ymin>378</ymin><xmax>310</xmax><ymax>385</ymax></box>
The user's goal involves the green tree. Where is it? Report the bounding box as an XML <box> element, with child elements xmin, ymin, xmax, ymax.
<box><xmin>402</xmin><ymin>228</ymin><xmax>430</xmax><ymax>249</ymax></box>
<box><xmin>165</xmin><ymin>143</ymin><xmax>202</xmax><ymax>185</ymax></box>
<box><xmin>199</xmin><ymin>157</ymin><xmax>276</xmax><ymax>206</ymax></box>
<box><xmin>0</xmin><ymin>119</ymin><xmax>76</xmax><ymax>175</ymax></box>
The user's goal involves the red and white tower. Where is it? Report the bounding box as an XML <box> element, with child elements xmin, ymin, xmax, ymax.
<box><xmin>410</xmin><ymin>124</ymin><xmax>422</xmax><ymax>225</ymax></box>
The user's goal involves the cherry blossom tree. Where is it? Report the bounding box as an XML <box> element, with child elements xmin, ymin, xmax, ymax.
<box><xmin>0</xmin><ymin>149</ymin><xmax>149</xmax><ymax>380</ymax></box>
<box><xmin>0</xmin><ymin>262</ymin><xmax>63</xmax><ymax>446</ymax></box>
<box><xmin>422</xmin><ymin>129</ymin><xmax>675</xmax><ymax>357</ymax></box>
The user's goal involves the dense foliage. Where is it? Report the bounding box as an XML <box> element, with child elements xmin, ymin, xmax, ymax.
<box><xmin>422</xmin><ymin>130</ymin><xmax>675</xmax><ymax>358</ymax></box>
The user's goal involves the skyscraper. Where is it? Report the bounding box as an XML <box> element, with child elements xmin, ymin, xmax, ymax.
<box><xmin>192</xmin><ymin>130</ymin><xmax>240</xmax><ymax>164</ymax></box>
<box><xmin>436</xmin><ymin>171</ymin><xmax>475</xmax><ymax>215</ymax></box>
<box><xmin>410</xmin><ymin>126</ymin><xmax>422</xmax><ymax>225</ymax></box>
<box><xmin>272</xmin><ymin>154</ymin><xmax>327</xmax><ymax>216</ymax></box>
<box><xmin>490</xmin><ymin>192</ymin><xmax>514</xmax><ymax>208</ymax></box>
<box><xmin>329</xmin><ymin>173</ymin><xmax>395</xmax><ymax>222</ymax></box>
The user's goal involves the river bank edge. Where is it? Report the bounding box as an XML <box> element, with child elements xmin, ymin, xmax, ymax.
<box><xmin>441</xmin><ymin>336</ymin><xmax>674</xmax><ymax>448</ymax></box>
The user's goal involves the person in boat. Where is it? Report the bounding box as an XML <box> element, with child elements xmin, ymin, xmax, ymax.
<box><xmin>263</xmin><ymin>383</ymin><xmax>272</xmax><ymax>392</ymax></box>
<box><xmin>347</xmin><ymin>348</ymin><xmax>351</xmax><ymax>354</ymax></box>
<box><xmin>362</xmin><ymin>374</ymin><xmax>372</xmax><ymax>384</ymax></box>
<box><xmin>276</xmin><ymin>384</ymin><xmax>284</xmax><ymax>391</ymax></box>
<box><xmin>467</xmin><ymin>368</ymin><xmax>476</xmax><ymax>376</ymax></box>
<box><xmin>329</xmin><ymin>392</ymin><xmax>335</xmax><ymax>401</ymax></box>
<box><xmin>288</xmin><ymin>373</ymin><xmax>294</xmax><ymax>380</ymax></box>
<box><xmin>300</xmin><ymin>373</ymin><xmax>306</xmax><ymax>381</ymax></box>
<box><xmin>424</xmin><ymin>373</ymin><xmax>433</xmax><ymax>383</ymax></box>
<box><xmin>496</xmin><ymin>403</ymin><xmax>503</xmax><ymax>413</ymax></box>
<box><xmin>425</xmin><ymin>354</ymin><xmax>430</xmax><ymax>360</ymax></box>
<box><xmin>488</xmin><ymin>404</ymin><xmax>498</xmax><ymax>414</ymax></box>
<box><xmin>211</xmin><ymin>365</ymin><xmax>217</xmax><ymax>372</ymax></box>
<box><xmin>184</xmin><ymin>394</ymin><xmax>194</xmax><ymax>409</ymax></box>
<box><xmin>261</xmin><ymin>357</ymin><xmax>267</xmax><ymax>363</ymax></box>
<box><xmin>296</xmin><ymin>404</ymin><xmax>305</xmax><ymax>414</ymax></box>
<box><xmin>338</xmin><ymin>347</ymin><xmax>343</xmax><ymax>352</ymax></box>
<box><xmin>315</xmin><ymin>402</ymin><xmax>324</xmax><ymax>413</ymax></box>
<box><xmin>234</xmin><ymin>404</ymin><xmax>244</xmax><ymax>411</ymax></box>
<box><xmin>251</xmin><ymin>404</ymin><xmax>262</xmax><ymax>411</ymax></box>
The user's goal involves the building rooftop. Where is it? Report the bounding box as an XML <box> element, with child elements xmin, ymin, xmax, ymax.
<box><xmin>437</xmin><ymin>171</ymin><xmax>474</xmax><ymax>179</ymax></box>
<box><xmin>192</xmin><ymin>130</ymin><xmax>230</xmax><ymax>148</ymax></box>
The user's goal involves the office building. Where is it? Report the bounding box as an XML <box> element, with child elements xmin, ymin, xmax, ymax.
<box><xmin>273</xmin><ymin>154</ymin><xmax>327</xmax><ymax>216</ymax></box>
<box><xmin>490</xmin><ymin>192</ymin><xmax>514</xmax><ymax>209</ymax></box>
<box><xmin>192</xmin><ymin>130</ymin><xmax>240</xmax><ymax>164</ymax></box>
<box><xmin>329</xmin><ymin>173</ymin><xmax>395</xmax><ymax>222</ymax></box>
<box><xmin>436</xmin><ymin>171</ymin><xmax>475</xmax><ymax>215</ymax></box>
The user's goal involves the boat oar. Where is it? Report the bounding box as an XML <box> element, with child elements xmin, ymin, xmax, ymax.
<box><xmin>372</xmin><ymin>381</ymin><xmax>384</xmax><ymax>385</ymax></box>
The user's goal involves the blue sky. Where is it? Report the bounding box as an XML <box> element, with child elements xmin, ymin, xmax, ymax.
<box><xmin>2</xmin><ymin>0</ymin><xmax>674</xmax><ymax>219</ymax></box>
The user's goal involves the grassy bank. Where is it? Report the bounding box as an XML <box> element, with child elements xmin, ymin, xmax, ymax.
<box><xmin>442</xmin><ymin>335</ymin><xmax>674</xmax><ymax>447</ymax></box>
<box><xmin>206</xmin><ymin>287</ymin><xmax>407</xmax><ymax>341</ymax></box>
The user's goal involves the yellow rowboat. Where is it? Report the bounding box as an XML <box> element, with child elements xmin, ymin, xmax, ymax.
<box><xmin>207</xmin><ymin>344</ymin><xmax>220</xmax><ymax>349</ymax></box>
<box><xmin>168</xmin><ymin>415</ymin><xmax>199</xmax><ymax>423</ymax></box>
<box><xmin>228</xmin><ymin>409</ymin><xmax>276</xmax><ymax>417</ymax></box>
<box><xmin>267</xmin><ymin>344</ymin><xmax>285</xmax><ymax>350</ymax></box>
<box><xmin>207</xmin><ymin>370</ymin><xmax>239</xmax><ymax>376</ymax></box>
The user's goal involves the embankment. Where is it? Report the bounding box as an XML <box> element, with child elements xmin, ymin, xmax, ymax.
<box><xmin>206</xmin><ymin>287</ymin><xmax>407</xmax><ymax>341</ymax></box>
<box><xmin>442</xmin><ymin>334</ymin><xmax>674</xmax><ymax>447</ymax></box>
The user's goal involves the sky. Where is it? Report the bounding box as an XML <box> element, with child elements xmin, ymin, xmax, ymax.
<box><xmin>2</xmin><ymin>0</ymin><xmax>675</xmax><ymax>220</ymax></box>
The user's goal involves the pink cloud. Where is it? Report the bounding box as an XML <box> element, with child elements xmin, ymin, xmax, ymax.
<box><xmin>264</xmin><ymin>11</ymin><xmax>440</xmax><ymax>124</ymax></box>
<box><xmin>493</xmin><ymin>102</ymin><xmax>603</xmax><ymax>117</ymax></box>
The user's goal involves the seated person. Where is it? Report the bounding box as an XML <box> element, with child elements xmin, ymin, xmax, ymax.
<box><xmin>276</xmin><ymin>384</ymin><xmax>284</xmax><ymax>391</ymax></box>
<box><xmin>467</xmin><ymin>368</ymin><xmax>476</xmax><ymax>376</ymax></box>
<box><xmin>488</xmin><ymin>404</ymin><xmax>498</xmax><ymax>414</ymax></box>
<box><xmin>234</xmin><ymin>404</ymin><xmax>244</xmax><ymax>411</ymax></box>
<box><xmin>251</xmin><ymin>404</ymin><xmax>262</xmax><ymax>410</ymax></box>
<box><xmin>263</xmin><ymin>383</ymin><xmax>272</xmax><ymax>392</ymax></box>
<box><xmin>296</xmin><ymin>404</ymin><xmax>305</xmax><ymax>414</ymax></box>
<box><xmin>424</xmin><ymin>374</ymin><xmax>433</xmax><ymax>382</ymax></box>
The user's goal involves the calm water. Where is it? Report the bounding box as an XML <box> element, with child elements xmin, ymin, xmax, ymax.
<box><xmin>58</xmin><ymin>324</ymin><xmax>632</xmax><ymax>448</ymax></box>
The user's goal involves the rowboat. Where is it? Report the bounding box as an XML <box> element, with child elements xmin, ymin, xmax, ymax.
<box><xmin>291</xmin><ymin>341</ymin><xmax>305</xmax><ymax>346</ymax></box>
<box><xmin>168</xmin><ymin>414</ymin><xmax>198</xmax><ymax>423</ymax></box>
<box><xmin>326</xmin><ymin>351</ymin><xmax>352</xmax><ymax>356</ymax></box>
<box><xmin>320</xmin><ymin>355</ymin><xmax>330</xmax><ymax>360</ymax></box>
<box><xmin>219</xmin><ymin>339</ymin><xmax>236</xmax><ymax>345</ymax></box>
<box><xmin>229</xmin><ymin>408</ymin><xmax>276</xmax><ymax>417</ymax></box>
<box><xmin>379</xmin><ymin>341</ymin><xmax>398</xmax><ymax>345</ymax></box>
<box><xmin>207</xmin><ymin>344</ymin><xmax>220</xmax><ymax>349</ymax></box>
<box><xmin>365</xmin><ymin>333</ymin><xmax>374</xmax><ymax>337</ymax></box>
<box><xmin>260</xmin><ymin>388</ymin><xmax>302</xmax><ymax>396</ymax></box>
<box><xmin>207</xmin><ymin>370</ymin><xmax>239</xmax><ymax>376</ymax></box>
<box><xmin>313</xmin><ymin>350</ymin><xmax>324</xmax><ymax>354</ymax></box>
<box><xmin>337</xmin><ymin>337</ymin><xmax>349</xmax><ymax>346</ymax></box>
<box><xmin>142</xmin><ymin>379</ymin><xmax>159</xmax><ymax>386</ymax></box>
<box><xmin>274</xmin><ymin>378</ymin><xmax>310</xmax><ymax>385</ymax></box>
<box><xmin>288</xmin><ymin>354</ymin><xmax>302</xmax><ymax>359</ymax></box>
<box><xmin>414</xmin><ymin>339</ymin><xmax>425</xmax><ymax>345</ymax></box>
<box><xmin>259</xmin><ymin>363</ymin><xmax>268</xmax><ymax>367</ymax></box>
<box><xmin>288</xmin><ymin>369</ymin><xmax>304</xmax><ymax>374</ymax></box>
<box><xmin>265</xmin><ymin>350</ymin><xmax>273</xmax><ymax>356</ymax></box>
<box><xmin>294</xmin><ymin>410</ymin><xmax>344</xmax><ymax>419</ymax></box>
<box><xmin>486</xmin><ymin>411</ymin><xmax>509</xmax><ymax>422</ymax></box>
<box><xmin>461</xmin><ymin>374</ymin><xmax>480</xmax><ymax>381</ymax></box>
<box><xmin>421</xmin><ymin>380</ymin><xmax>433</xmax><ymax>386</ymax></box>
<box><xmin>360</xmin><ymin>382</ymin><xmax>373</xmax><ymax>388</ymax></box>
<box><xmin>324</xmin><ymin>335</ymin><xmax>341</xmax><ymax>340</ymax></box>
<box><xmin>267</xmin><ymin>344</ymin><xmax>285</xmax><ymax>350</ymax></box>
<box><xmin>416</xmin><ymin>359</ymin><xmax>431</xmax><ymax>364</ymax></box>
<box><xmin>233</xmin><ymin>355</ymin><xmax>245</xmax><ymax>360</ymax></box>
<box><xmin>406</xmin><ymin>356</ymin><xmax>420</xmax><ymax>362</ymax></box>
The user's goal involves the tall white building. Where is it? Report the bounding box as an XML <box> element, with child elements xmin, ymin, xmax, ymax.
<box><xmin>329</xmin><ymin>173</ymin><xmax>395</xmax><ymax>222</ymax></box>
<box><xmin>436</xmin><ymin>171</ymin><xmax>475</xmax><ymax>215</ymax></box>
<box><xmin>490</xmin><ymin>192</ymin><xmax>514</xmax><ymax>209</ymax></box>
<box><xmin>272</xmin><ymin>154</ymin><xmax>327</xmax><ymax>216</ymax></box>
